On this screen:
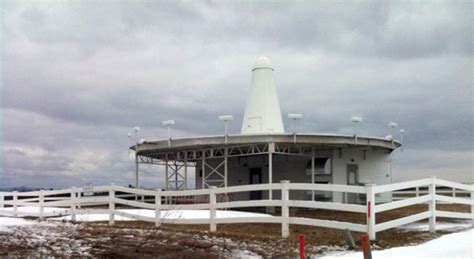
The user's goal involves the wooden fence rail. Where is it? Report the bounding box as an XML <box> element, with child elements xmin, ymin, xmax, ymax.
<box><xmin>0</xmin><ymin>177</ymin><xmax>472</xmax><ymax>240</ymax></box>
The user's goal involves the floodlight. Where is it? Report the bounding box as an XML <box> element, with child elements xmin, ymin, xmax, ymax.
<box><xmin>162</xmin><ymin>120</ymin><xmax>175</xmax><ymax>127</ymax></box>
<box><xmin>128</xmin><ymin>132</ymin><xmax>132</xmax><ymax>138</ymax></box>
<box><xmin>400</xmin><ymin>129</ymin><xmax>405</xmax><ymax>134</ymax></box>
<box><xmin>288</xmin><ymin>113</ymin><xmax>303</xmax><ymax>120</ymax></box>
<box><xmin>219</xmin><ymin>115</ymin><xmax>233</xmax><ymax>144</ymax></box>
<box><xmin>133</xmin><ymin>126</ymin><xmax>140</xmax><ymax>133</ymax></box>
<box><xmin>351</xmin><ymin>116</ymin><xmax>363</xmax><ymax>123</ymax></box>
<box><xmin>219</xmin><ymin>115</ymin><xmax>233</xmax><ymax>121</ymax></box>
<box><xmin>163</xmin><ymin>120</ymin><xmax>175</xmax><ymax>147</ymax></box>
<box><xmin>389</xmin><ymin>122</ymin><xmax>397</xmax><ymax>128</ymax></box>
<box><xmin>288</xmin><ymin>113</ymin><xmax>303</xmax><ymax>143</ymax></box>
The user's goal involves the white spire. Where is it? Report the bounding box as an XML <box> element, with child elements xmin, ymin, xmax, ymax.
<box><xmin>241</xmin><ymin>56</ymin><xmax>285</xmax><ymax>134</ymax></box>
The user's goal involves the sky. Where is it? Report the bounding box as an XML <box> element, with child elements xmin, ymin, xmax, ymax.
<box><xmin>0</xmin><ymin>0</ymin><xmax>472</xmax><ymax>189</ymax></box>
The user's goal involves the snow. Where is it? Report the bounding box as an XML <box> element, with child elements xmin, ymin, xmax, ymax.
<box><xmin>0</xmin><ymin>217</ymin><xmax>38</xmax><ymax>232</ymax></box>
<box><xmin>398</xmin><ymin>222</ymin><xmax>472</xmax><ymax>232</ymax></box>
<box><xmin>231</xmin><ymin>249</ymin><xmax>262</xmax><ymax>258</ymax></box>
<box><xmin>0</xmin><ymin>206</ymin><xmax>273</xmax><ymax>222</ymax></box>
<box><xmin>55</xmin><ymin>208</ymin><xmax>272</xmax><ymax>222</ymax></box>
<box><xmin>0</xmin><ymin>206</ymin><xmax>68</xmax><ymax>215</ymax></box>
<box><xmin>321</xmin><ymin>229</ymin><xmax>474</xmax><ymax>259</ymax></box>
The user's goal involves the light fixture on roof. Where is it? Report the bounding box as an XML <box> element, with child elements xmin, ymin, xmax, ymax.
<box><xmin>351</xmin><ymin>116</ymin><xmax>362</xmax><ymax>123</ymax></box>
<box><xmin>288</xmin><ymin>113</ymin><xmax>303</xmax><ymax>120</ymax></box>
<box><xmin>288</xmin><ymin>113</ymin><xmax>303</xmax><ymax>143</ymax></box>
<box><xmin>388</xmin><ymin>122</ymin><xmax>397</xmax><ymax>145</ymax></box>
<box><xmin>162</xmin><ymin>120</ymin><xmax>175</xmax><ymax>147</ymax></box>
<box><xmin>351</xmin><ymin>116</ymin><xmax>363</xmax><ymax>145</ymax></box>
<box><xmin>127</xmin><ymin>126</ymin><xmax>141</xmax><ymax>191</ymax></box>
<box><xmin>128</xmin><ymin>126</ymin><xmax>140</xmax><ymax>155</ymax></box>
<box><xmin>219</xmin><ymin>115</ymin><xmax>233</xmax><ymax>144</ymax></box>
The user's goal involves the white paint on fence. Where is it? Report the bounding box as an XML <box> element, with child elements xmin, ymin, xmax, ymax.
<box><xmin>0</xmin><ymin>177</ymin><xmax>472</xmax><ymax>240</ymax></box>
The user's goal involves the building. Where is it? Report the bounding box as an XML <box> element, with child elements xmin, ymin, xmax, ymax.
<box><xmin>132</xmin><ymin>57</ymin><xmax>401</xmax><ymax>203</ymax></box>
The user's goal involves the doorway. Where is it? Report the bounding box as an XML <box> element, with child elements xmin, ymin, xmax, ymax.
<box><xmin>249</xmin><ymin>168</ymin><xmax>262</xmax><ymax>200</ymax></box>
<box><xmin>346</xmin><ymin>164</ymin><xmax>359</xmax><ymax>203</ymax></box>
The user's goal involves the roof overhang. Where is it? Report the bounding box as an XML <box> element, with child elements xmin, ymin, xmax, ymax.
<box><xmin>131</xmin><ymin>133</ymin><xmax>401</xmax><ymax>160</ymax></box>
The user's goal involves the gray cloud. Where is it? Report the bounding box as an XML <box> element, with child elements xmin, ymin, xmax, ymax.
<box><xmin>1</xmin><ymin>0</ymin><xmax>472</xmax><ymax>188</ymax></box>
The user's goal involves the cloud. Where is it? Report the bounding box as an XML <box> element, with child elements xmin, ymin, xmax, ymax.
<box><xmin>1</xmin><ymin>1</ymin><xmax>472</xmax><ymax>188</ymax></box>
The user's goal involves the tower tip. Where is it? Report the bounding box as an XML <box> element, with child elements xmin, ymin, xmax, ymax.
<box><xmin>253</xmin><ymin>56</ymin><xmax>273</xmax><ymax>71</ymax></box>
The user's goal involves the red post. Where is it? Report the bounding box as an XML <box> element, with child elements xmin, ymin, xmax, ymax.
<box><xmin>299</xmin><ymin>234</ymin><xmax>305</xmax><ymax>259</ymax></box>
<box><xmin>367</xmin><ymin>201</ymin><xmax>371</xmax><ymax>217</ymax></box>
<box><xmin>360</xmin><ymin>234</ymin><xmax>372</xmax><ymax>259</ymax></box>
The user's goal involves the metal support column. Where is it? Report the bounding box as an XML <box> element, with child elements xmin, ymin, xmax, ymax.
<box><xmin>268</xmin><ymin>142</ymin><xmax>275</xmax><ymax>200</ymax></box>
<box><xmin>311</xmin><ymin>147</ymin><xmax>315</xmax><ymax>201</ymax></box>
<box><xmin>224</xmin><ymin>147</ymin><xmax>228</xmax><ymax>187</ymax></box>
<box><xmin>201</xmin><ymin>150</ymin><xmax>206</xmax><ymax>189</ymax></box>
<box><xmin>174</xmin><ymin>164</ymin><xmax>179</xmax><ymax>189</ymax></box>
<box><xmin>184</xmin><ymin>153</ymin><xmax>188</xmax><ymax>190</ymax></box>
<box><xmin>165</xmin><ymin>154</ymin><xmax>169</xmax><ymax>191</ymax></box>
<box><xmin>135</xmin><ymin>155</ymin><xmax>139</xmax><ymax>189</ymax></box>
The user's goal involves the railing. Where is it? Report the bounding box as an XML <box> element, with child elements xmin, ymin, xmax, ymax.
<box><xmin>0</xmin><ymin>177</ymin><xmax>472</xmax><ymax>240</ymax></box>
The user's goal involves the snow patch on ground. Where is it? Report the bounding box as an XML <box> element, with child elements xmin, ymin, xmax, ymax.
<box><xmin>0</xmin><ymin>206</ymin><xmax>273</xmax><ymax>222</ymax></box>
<box><xmin>52</xmin><ymin>209</ymin><xmax>273</xmax><ymax>222</ymax></box>
<box><xmin>0</xmin><ymin>217</ymin><xmax>37</xmax><ymax>232</ymax></box>
<box><xmin>321</xmin><ymin>228</ymin><xmax>474</xmax><ymax>259</ymax></box>
<box><xmin>398</xmin><ymin>221</ymin><xmax>472</xmax><ymax>232</ymax></box>
<box><xmin>231</xmin><ymin>249</ymin><xmax>262</xmax><ymax>258</ymax></box>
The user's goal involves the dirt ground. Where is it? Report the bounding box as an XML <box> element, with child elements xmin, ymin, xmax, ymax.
<box><xmin>1</xmin><ymin>204</ymin><xmax>471</xmax><ymax>258</ymax></box>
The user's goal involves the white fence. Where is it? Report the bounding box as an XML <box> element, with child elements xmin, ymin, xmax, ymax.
<box><xmin>0</xmin><ymin>177</ymin><xmax>472</xmax><ymax>240</ymax></box>
<box><xmin>393</xmin><ymin>184</ymin><xmax>472</xmax><ymax>201</ymax></box>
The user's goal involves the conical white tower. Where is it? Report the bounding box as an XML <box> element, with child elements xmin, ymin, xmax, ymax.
<box><xmin>241</xmin><ymin>56</ymin><xmax>285</xmax><ymax>134</ymax></box>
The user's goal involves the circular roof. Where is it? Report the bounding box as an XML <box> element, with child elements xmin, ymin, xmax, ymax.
<box><xmin>133</xmin><ymin>133</ymin><xmax>401</xmax><ymax>159</ymax></box>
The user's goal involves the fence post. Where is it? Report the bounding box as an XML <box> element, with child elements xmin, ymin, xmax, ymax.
<box><xmin>0</xmin><ymin>193</ymin><xmax>4</xmax><ymax>209</ymax></box>
<box><xmin>365</xmin><ymin>184</ymin><xmax>376</xmax><ymax>240</ymax></box>
<box><xmin>13</xmin><ymin>191</ymin><xmax>18</xmax><ymax>217</ymax></box>
<box><xmin>155</xmin><ymin>189</ymin><xmax>161</xmax><ymax>227</ymax></box>
<box><xmin>71</xmin><ymin>187</ymin><xmax>76</xmax><ymax>222</ymax></box>
<box><xmin>429</xmin><ymin>176</ymin><xmax>436</xmax><ymax>232</ymax></box>
<box><xmin>210</xmin><ymin>186</ymin><xmax>217</xmax><ymax>232</ymax></box>
<box><xmin>415</xmin><ymin>186</ymin><xmax>419</xmax><ymax>197</ymax></box>
<box><xmin>39</xmin><ymin>190</ymin><xmax>44</xmax><ymax>220</ymax></box>
<box><xmin>281</xmin><ymin>180</ymin><xmax>290</xmax><ymax>238</ymax></box>
<box><xmin>109</xmin><ymin>184</ymin><xmax>115</xmax><ymax>226</ymax></box>
<box><xmin>452</xmin><ymin>188</ymin><xmax>456</xmax><ymax>198</ymax></box>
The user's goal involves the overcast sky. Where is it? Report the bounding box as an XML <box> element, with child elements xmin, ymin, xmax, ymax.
<box><xmin>1</xmin><ymin>1</ymin><xmax>472</xmax><ymax>189</ymax></box>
